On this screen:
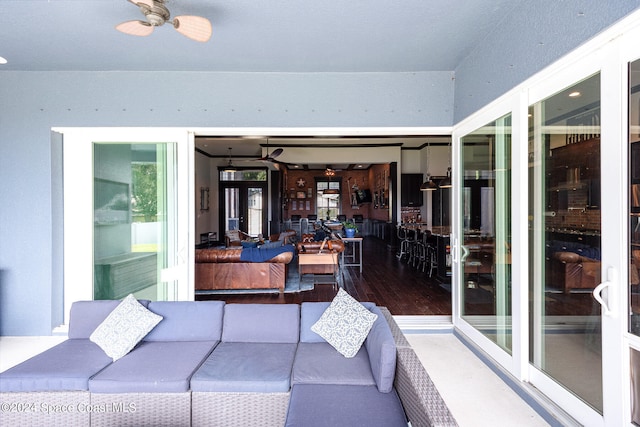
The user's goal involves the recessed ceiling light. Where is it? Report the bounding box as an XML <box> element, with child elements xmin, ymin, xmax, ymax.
<box><xmin>568</xmin><ymin>91</ymin><xmax>581</xmax><ymax>98</ymax></box>
<box><xmin>0</xmin><ymin>56</ymin><xmax>7</xmax><ymax>65</ymax></box>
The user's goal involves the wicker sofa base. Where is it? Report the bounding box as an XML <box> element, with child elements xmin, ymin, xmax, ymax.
<box><xmin>0</xmin><ymin>391</ymin><xmax>90</xmax><ymax>427</ymax></box>
<box><xmin>380</xmin><ymin>307</ymin><xmax>458</xmax><ymax>427</ymax></box>
<box><xmin>89</xmin><ymin>392</ymin><xmax>191</xmax><ymax>427</ymax></box>
<box><xmin>191</xmin><ymin>391</ymin><xmax>290</xmax><ymax>427</ymax></box>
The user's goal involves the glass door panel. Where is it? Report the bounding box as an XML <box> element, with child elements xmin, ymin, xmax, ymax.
<box><xmin>93</xmin><ymin>143</ymin><xmax>176</xmax><ymax>301</ymax></box>
<box><xmin>529</xmin><ymin>74</ymin><xmax>602</xmax><ymax>411</ymax></box>
<box><xmin>220</xmin><ymin>169</ymin><xmax>268</xmax><ymax>239</ymax></box>
<box><xmin>630</xmin><ymin>58</ymin><xmax>640</xmax><ymax>337</ymax></box>
<box><xmin>247</xmin><ymin>187</ymin><xmax>264</xmax><ymax>236</ymax></box>
<box><xmin>224</xmin><ymin>187</ymin><xmax>241</xmax><ymax>231</ymax></box>
<box><xmin>460</xmin><ymin>114</ymin><xmax>512</xmax><ymax>352</ymax></box>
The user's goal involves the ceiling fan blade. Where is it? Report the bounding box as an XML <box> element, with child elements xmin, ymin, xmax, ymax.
<box><xmin>116</xmin><ymin>20</ymin><xmax>154</xmax><ymax>37</ymax></box>
<box><xmin>128</xmin><ymin>0</ymin><xmax>154</xmax><ymax>7</ymax></box>
<box><xmin>256</xmin><ymin>147</ymin><xmax>284</xmax><ymax>161</ymax></box>
<box><xmin>266</xmin><ymin>147</ymin><xmax>284</xmax><ymax>159</ymax></box>
<box><xmin>173</xmin><ymin>15</ymin><xmax>212</xmax><ymax>42</ymax></box>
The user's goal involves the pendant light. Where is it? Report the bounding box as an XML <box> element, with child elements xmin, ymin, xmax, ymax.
<box><xmin>439</xmin><ymin>167</ymin><xmax>452</xmax><ymax>188</ymax></box>
<box><xmin>323</xmin><ymin>167</ymin><xmax>340</xmax><ymax>196</ymax></box>
<box><xmin>439</xmin><ymin>143</ymin><xmax>452</xmax><ymax>188</ymax></box>
<box><xmin>421</xmin><ymin>143</ymin><xmax>438</xmax><ymax>191</ymax></box>
<box><xmin>222</xmin><ymin>147</ymin><xmax>237</xmax><ymax>172</ymax></box>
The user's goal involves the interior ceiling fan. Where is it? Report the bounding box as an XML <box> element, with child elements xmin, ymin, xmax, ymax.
<box><xmin>250</xmin><ymin>140</ymin><xmax>295</xmax><ymax>168</ymax></box>
<box><xmin>116</xmin><ymin>0</ymin><xmax>212</xmax><ymax>43</ymax></box>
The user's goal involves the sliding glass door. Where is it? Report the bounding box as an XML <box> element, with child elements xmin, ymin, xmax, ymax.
<box><xmin>529</xmin><ymin>74</ymin><xmax>603</xmax><ymax>413</ymax></box>
<box><xmin>93</xmin><ymin>143</ymin><xmax>177</xmax><ymax>301</ymax></box>
<box><xmin>628</xmin><ymin>57</ymin><xmax>640</xmax><ymax>426</ymax></box>
<box><xmin>62</xmin><ymin>129</ymin><xmax>192</xmax><ymax>324</ymax></box>
<box><xmin>459</xmin><ymin>114</ymin><xmax>512</xmax><ymax>352</ymax></box>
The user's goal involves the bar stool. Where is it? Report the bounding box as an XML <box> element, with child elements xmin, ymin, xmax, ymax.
<box><xmin>396</xmin><ymin>225</ymin><xmax>411</xmax><ymax>261</ymax></box>
<box><xmin>406</xmin><ymin>228</ymin><xmax>419</xmax><ymax>266</ymax></box>
<box><xmin>426</xmin><ymin>245</ymin><xmax>438</xmax><ymax>277</ymax></box>
<box><xmin>424</xmin><ymin>232</ymin><xmax>438</xmax><ymax>277</ymax></box>
<box><xmin>414</xmin><ymin>237</ymin><xmax>427</xmax><ymax>271</ymax></box>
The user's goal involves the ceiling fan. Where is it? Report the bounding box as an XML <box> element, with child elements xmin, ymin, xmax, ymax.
<box><xmin>116</xmin><ymin>0</ymin><xmax>212</xmax><ymax>43</ymax></box>
<box><xmin>250</xmin><ymin>140</ymin><xmax>296</xmax><ymax>168</ymax></box>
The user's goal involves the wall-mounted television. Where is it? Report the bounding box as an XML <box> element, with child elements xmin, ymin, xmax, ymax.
<box><xmin>356</xmin><ymin>189</ymin><xmax>372</xmax><ymax>204</ymax></box>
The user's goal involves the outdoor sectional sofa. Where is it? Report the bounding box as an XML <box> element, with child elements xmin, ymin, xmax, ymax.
<box><xmin>0</xmin><ymin>293</ymin><xmax>457</xmax><ymax>427</ymax></box>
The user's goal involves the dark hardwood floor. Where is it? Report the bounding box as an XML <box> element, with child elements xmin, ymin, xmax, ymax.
<box><xmin>196</xmin><ymin>237</ymin><xmax>452</xmax><ymax>316</ymax></box>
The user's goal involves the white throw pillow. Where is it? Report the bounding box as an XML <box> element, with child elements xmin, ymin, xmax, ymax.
<box><xmin>90</xmin><ymin>294</ymin><xmax>163</xmax><ymax>361</ymax></box>
<box><xmin>311</xmin><ymin>288</ymin><xmax>377</xmax><ymax>358</ymax></box>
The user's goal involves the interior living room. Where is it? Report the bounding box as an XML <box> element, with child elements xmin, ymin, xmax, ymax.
<box><xmin>2</xmin><ymin>1</ymin><xmax>640</xmax><ymax>426</ymax></box>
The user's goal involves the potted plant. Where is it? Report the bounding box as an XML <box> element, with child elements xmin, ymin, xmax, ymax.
<box><xmin>342</xmin><ymin>221</ymin><xmax>358</xmax><ymax>238</ymax></box>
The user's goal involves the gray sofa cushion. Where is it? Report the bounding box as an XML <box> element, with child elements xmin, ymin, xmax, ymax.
<box><xmin>285</xmin><ymin>384</ymin><xmax>407</xmax><ymax>427</ymax></box>
<box><xmin>300</xmin><ymin>302</ymin><xmax>331</xmax><ymax>343</ymax></box>
<box><xmin>300</xmin><ymin>302</ymin><xmax>395</xmax><ymax>392</ymax></box>
<box><xmin>145</xmin><ymin>301</ymin><xmax>225</xmax><ymax>342</ymax></box>
<box><xmin>67</xmin><ymin>300</ymin><xmax>122</xmax><ymax>339</ymax></box>
<box><xmin>88</xmin><ymin>341</ymin><xmax>217</xmax><ymax>393</ymax></box>
<box><xmin>0</xmin><ymin>339</ymin><xmax>112</xmax><ymax>392</ymax></box>
<box><xmin>68</xmin><ymin>299</ymin><xmax>151</xmax><ymax>339</ymax></box>
<box><xmin>190</xmin><ymin>342</ymin><xmax>297</xmax><ymax>392</ymax></box>
<box><xmin>364</xmin><ymin>306</ymin><xmax>397</xmax><ymax>393</ymax></box>
<box><xmin>292</xmin><ymin>342</ymin><xmax>375</xmax><ymax>387</ymax></box>
<box><xmin>222</xmin><ymin>304</ymin><xmax>300</xmax><ymax>343</ymax></box>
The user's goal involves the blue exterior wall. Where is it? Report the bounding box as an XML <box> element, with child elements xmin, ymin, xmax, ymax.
<box><xmin>454</xmin><ymin>0</ymin><xmax>640</xmax><ymax>122</ymax></box>
<box><xmin>2</xmin><ymin>1</ymin><xmax>639</xmax><ymax>336</ymax></box>
<box><xmin>0</xmin><ymin>71</ymin><xmax>453</xmax><ymax>335</ymax></box>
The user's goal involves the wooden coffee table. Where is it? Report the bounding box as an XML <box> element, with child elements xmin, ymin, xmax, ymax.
<box><xmin>298</xmin><ymin>252</ymin><xmax>339</xmax><ymax>285</ymax></box>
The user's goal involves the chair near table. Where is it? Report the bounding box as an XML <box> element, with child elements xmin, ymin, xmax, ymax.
<box><xmin>290</xmin><ymin>215</ymin><xmax>302</xmax><ymax>238</ymax></box>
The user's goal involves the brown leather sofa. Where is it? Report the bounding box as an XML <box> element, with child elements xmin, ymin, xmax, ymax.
<box><xmin>550</xmin><ymin>251</ymin><xmax>601</xmax><ymax>293</ymax></box>
<box><xmin>195</xmin><ymin>247</ymin><xmax>294</xmax><ymax>292</ymax></box>
<box><xmin>296</xmin><ymin>235</ymin><xmax>345</xmax><ymax>254</ymax></box>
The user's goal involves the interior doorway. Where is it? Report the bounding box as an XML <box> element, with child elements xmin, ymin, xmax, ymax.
<box><xmin>219</xmin><ymin>169</ymin><xmax>268</xmax><ymax>238</ymax></box>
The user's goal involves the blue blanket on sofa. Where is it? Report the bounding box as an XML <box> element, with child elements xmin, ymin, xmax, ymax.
<box><xmin>240</xmin><ymin>244</ymin><xmax>296</xmax><ymax>263</ymax></box>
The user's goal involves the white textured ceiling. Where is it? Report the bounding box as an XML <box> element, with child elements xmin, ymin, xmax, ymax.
<box><xmin>0</xmin><ymin>0</ymin><xmax>522</xmax><ymax>72</ymax></box>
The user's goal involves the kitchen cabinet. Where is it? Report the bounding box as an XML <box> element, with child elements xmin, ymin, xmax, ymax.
<box><xmin>401</xmin><ymin>174</ymin><xmax>423</xmax><ymax>207</ymax></box>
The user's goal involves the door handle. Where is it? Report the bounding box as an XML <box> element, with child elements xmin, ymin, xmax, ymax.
<box><xmin>592</xmin><ymin>266</ymin><xmax>617</xmax><ymax>318</ymax></box>
<box><xmin>460</xmin><ymin>243</ymin><xmax>470</xmax><ymax>263</ymax></box>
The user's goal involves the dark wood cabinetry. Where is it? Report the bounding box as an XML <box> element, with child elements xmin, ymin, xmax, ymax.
<box><xmin>547</xmin><ymin>138</ymin><xmax>600</xmax><ymax>212</ymax></box>
<box><xmin>401</xmin><ymin>173</ymin><xmax>423</xmax><ymax>207</ymax></box>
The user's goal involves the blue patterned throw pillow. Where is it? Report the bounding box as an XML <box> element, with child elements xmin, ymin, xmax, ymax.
<box><xmin>311</xmin><ymin>288</ymin><xmax>377</xmax><ymax>358</ymax></box>
<box><xmin>90</xmin><ymin>294</ymin><xmax>163</xmax><ymax>361</ymax></box>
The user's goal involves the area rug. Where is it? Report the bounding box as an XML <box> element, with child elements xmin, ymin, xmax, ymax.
<box><xmin>195</xmin><ymin>263</ymin><xmax>341</xmax><ymax>295</ymax></box>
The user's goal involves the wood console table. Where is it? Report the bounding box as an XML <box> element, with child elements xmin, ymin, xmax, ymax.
<box><xmin>341</xmin><ymin>237</ymin><xmax>363</xmax><ymax>273</ymax></box>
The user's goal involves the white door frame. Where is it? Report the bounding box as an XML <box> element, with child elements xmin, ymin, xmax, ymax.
<box><xmin>58</xmin><ymin>127</ymin><xmax>193</xmax><ymax>329</ymax></box>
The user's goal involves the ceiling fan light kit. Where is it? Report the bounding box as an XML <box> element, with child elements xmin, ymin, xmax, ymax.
<box><xmin>116</xmin><ymin>0</ymin><xmax>212</xmax><ymax>42</ymax></box>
